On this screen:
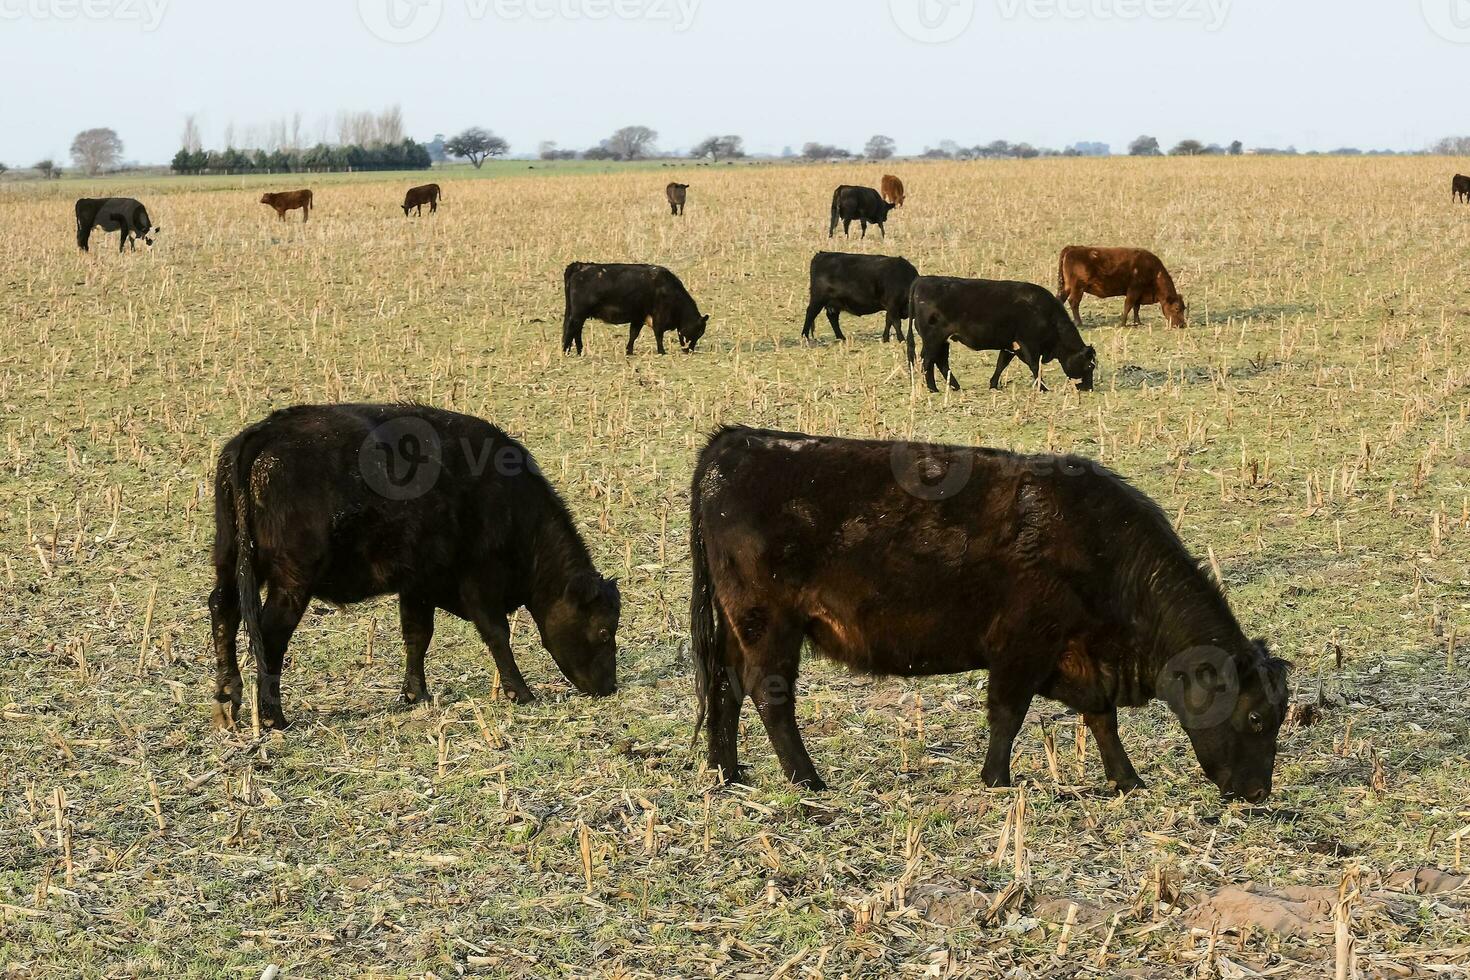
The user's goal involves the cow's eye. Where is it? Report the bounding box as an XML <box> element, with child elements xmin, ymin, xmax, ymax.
<box><xmin>1248</xmin><ymin>711</ymin><xmax>1264</xmax><ymax>733</ymax></box>
<box><xmin>598</xmin><ymin>629</ymin><xmax>611</xmax><ymax>642</ymax></box>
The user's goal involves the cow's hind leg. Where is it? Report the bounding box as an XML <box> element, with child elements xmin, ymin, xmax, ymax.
<box><xmin>936</xmin><ymin>343</ymin><xmax>960</xmax><ymax>390</ymax></box>
<box><xmin>627</xmin><ymin>318</ymin><xmax>645</xmax><ymax>356</ymax></box>
<box><xmin>209</xmin><ymin>573</ymin><xmax>243</xmax><ymax>730</ymax></box>
<box><xmin>562</xmin><ymin>314</ymin><xmax>587</xmax><ymax>355</ymax></box>
<box><xmin>1083</xmin><ymin>708</ymin><xmax>1145</xmax><ymax>792</ymax></box>
<box><xmin>399</xmin><ymin>597</ymin><xmax>435</xmax><ymax>706</ymax></box>
<box><xmin>737</xmin><ymin>613</ymin><xmax>823</xmax><ymax>789</ymax></box>
<box><xmin>257</xmin><ymin>586</ymin><xmax>309</xmax><ymax>730</ymax></box>
<box><xmin>801</xmin><ymin>297</ymin><xmax>824</xmax><ymax>339</ymax></box>
<box><xmin>704</xmin><ymin>624</ymin><xmax>747</xmax><ymax>784</ymax></box>
<box><xmin>1068</xmin><ymin>290</ymin><xmax>1084</xmax><ymax>328</ymax></box>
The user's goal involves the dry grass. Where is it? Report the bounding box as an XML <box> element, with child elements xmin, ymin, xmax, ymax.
<box><xmin>1</xmin><ymin>157</ymin><xmax>1468</xmax><ymax>978</ymax></box>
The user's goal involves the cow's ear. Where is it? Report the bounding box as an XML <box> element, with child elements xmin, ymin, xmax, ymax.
<box><xmin>566</xmin><ymin>571</ymin><xmax>602</xmax><ymax>606</ymax></box>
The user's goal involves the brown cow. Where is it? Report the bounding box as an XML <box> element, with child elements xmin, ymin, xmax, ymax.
<box><xmin>402</xmin><ymin>183</ymin><xmax>442</xmax><ymax>216</ymax></box>
<box><xmin>1058</xmin><ymin>246</ymin><xmax>1186</xmax><ymax>329</ymax></box>
<box><xmin>881</xmin><ymin>174</ymin><xmax>905</xmax><ymax>207</ymax></box>
<box><xmin>1454</xmin><ymin>174</ymin><xmax>1470</xmax><ymax>204</ymax></box>
<box><xmin>666</xmin><ymin>182</ymin><xmax>689</xmax><ymax>216</ymax></box>
<box><xmin>260</xmin><ymin>189</ymin><xmax>313</xmax><ymax>223</ymax></box>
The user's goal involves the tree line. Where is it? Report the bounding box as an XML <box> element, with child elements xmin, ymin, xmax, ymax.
<box><xmin>170</xmin><ymin>140</ymin><xmax>432</xmax><ymax>175</ymax></box>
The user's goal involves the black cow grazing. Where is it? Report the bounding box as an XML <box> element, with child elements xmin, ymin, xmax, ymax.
<box><xmin>402</xmin><ymin>183</ymin><xmax>443</xmax><ymax>216</ymax></box>
<box><xmin>666</xmin><ymin>182</ymin><xmax>689</xmax><ymax>216</ymax></box>
<box><xmin>209</xmin><ymin>404</ymin><xmax>621</xmax><ymax>730</ymax></box>
<box><xmin>562</xmin><ymin>262</ymin><xmax>708</xmax><ymax>355</ymax></box>
<box><xmin>906</xmin><ymin>276</ymin><xmax>1097</xmax><ymax>393</ymax></box>
<box><xmin>829</xmin><ymin>185</ymin><xmax>896</xmax><ymax>239</ymax></box>
<box><xmin>75</xmin><ymin>197</ymin><xmax>159</xmax><ymax>252</ymax></box>
<box><xmin>1454</xmin><ymin>174</ymin><xmax>1470</xmax><ymax>204</ymax></box>
<box><xmin>690</xmin><ymin>426</ymin><xmax>1290</xmax><ymax>801</ymax></box>
<box><xmin>803</xmin><ymin>251</ymin><xmax>919</xmax><ymax>343</ymax></box>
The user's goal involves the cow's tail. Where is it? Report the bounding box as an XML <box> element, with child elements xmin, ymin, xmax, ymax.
<box><xmin>829</xmin><ymin>188</ymin><xmax>840</xmax><ymax>236</ymax></box>
<box><xmin>1057</xmin><ymin>248</ymin><xmax>1068</xmax><ymax>297</ymax></box>
<box><xmin>689</xmin><ymin>444</ymin><xmax>722</xmax><ymax>747</ymax></box>
<box><xmin>218</xmin><ymin>432</ymin><xmax>267</xmax><ymax>693</ymax></box>
<box><xmin>75</xmin><ymin>205</ymin><xmax>90</xmax><ymax>251</ymax></box>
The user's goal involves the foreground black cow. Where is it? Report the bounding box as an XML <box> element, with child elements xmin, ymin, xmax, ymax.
<box><xmin>210</xmin><ymin>404</ymin><xmax>621</xmax><ymax>730</ymax></box>
<box><xmin>1454</xmin><ymin>174</ymin><xmax>1470</xmax><ymax>204</ymax></box>
<box><xmin>75</xmin><ymin>197</ymin><xmax>159</xmax><ymax>252</ymax></box>
<box><xmin>803</xmin><ymin>251</ymin><xmax>918</xmax><ymax>342</ymax></box>
<box><xmin>907</xmin><ymin>276</ymin><xmax>1097</xmax><ymax>393</ymax></box>
<box><xmin>829</xmin><ymin>185</ymin><xmax>895</xmax><ymax>239</ymax></box>
<box><xmin>562</xmin><ymin>262</ymin><xmax>708</xmax><ymax>355</ymax></box>
<box><xmin>690</xmin><ymin>427</ymin><xmax>1289</xmax><ymax>801</ymax></box>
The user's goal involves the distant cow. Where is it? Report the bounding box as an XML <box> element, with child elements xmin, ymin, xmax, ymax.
<box><xmin>880</xmin><ymin>174</ymin><xmax>905</xmax><ymax>207</ymax></box>
<box><xmin>75</xmin><ymin>197</ymin><xmax>159</xmax><ymax>252</ymax></box>
<box><xmin>210</xmin><ymin>404</ymin><xmax>621</xmax><ymax>729</ymax></box>
<box><xmin>562</xmin><ymin>262</ymin><xmax>708</xmax><ymax>355</ymax></box>
<box><xmin>803</xmin><ymin>251</ymin><xmax>918</xmax><ymax>342</ymax></box>
<box><xmin>666</xmin><ymin>182</ymin><xmax>689</xmax><ymax>216</ymax></box>
<box><xmin>690</xmin><ymin>425</ymin><xmax>1289</xmax><ymax>801</ymax></box>
<box><xmin>402</xmin><ymin>183</ymin><xmax>442</xmax><ymax>216</ymax></box>
<box><xmin>907</xmin><ymin>276</ymin><xmax>1097</xmax><ymax>392</ymax></box>
<box><xmin>829</xmin><ymin>185</ymin><xmax>896</xmax><ymax>239</ymax></box>
<box><xmin>260</xmin><ymin>189</ymin><xmax>313</xmax><ymax>223</ymax></box>
<box><xmin>1454</xmin><ymin>174</ymin><xmax>1470</xmax><ymax>204</ymax></box>
<box><xmin>1058</xmin><ymin>246</ymin><xmax>1187</xmax><ymax>329</ymax></box>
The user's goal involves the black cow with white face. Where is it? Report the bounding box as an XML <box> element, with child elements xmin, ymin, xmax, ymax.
<box><xmin>76</xmin><ymin>198</ymin><xmax>159</xmax><ymax>253</ymax></box>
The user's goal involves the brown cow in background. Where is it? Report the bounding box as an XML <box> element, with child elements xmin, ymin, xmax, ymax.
<box><xmin>881</xmin><ymin>174</ymin><xmax>905</xmax><ymax>207</ymax></box>
<box><xmin>666</xmin><ymin>182</ymin><xmax>689</xmax><ymax>216</ymax></box>
<box><xmin>402</xmin><ymin>183</ymin><xmax>442</xmax><ymax>216</ymax></box>
<box><xmin>260</xmin><ymin>189</ymin><xmax>313</xmax><ymax>223</ymax></box>
<box><xmin>1058</xmin><ymin>246</ymin><xmax>1187</xmax><ymax>329</ymax></box>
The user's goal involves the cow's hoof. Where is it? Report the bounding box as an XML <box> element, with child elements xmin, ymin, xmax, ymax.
<box><xmin>260</xmin><ymin>709</ymin><xmax>291</xmax><ymax>731</ymax></box>
<box><xmin>505</xmin><ymin>685</ymin><xmax>537</xmax><ymax>705</ymax></box>
<box><xmin>397</xmin><ymin>687</ymin><xmax>431</xmax><ymax>709</ymax></box>
<box><xmin>793</xmin><ymin>774</ymin><xmax>828</xmax><ymax>792</ymax></box>
<box><xmin>211</xmin><ymin>701</ymin><xmax>239</xmax><ymax>732</ymax></box>
<box><xmin>713</xmin><ymin>763</ymin><xmax>752</xmax><ymax>786</ymax></box>
<box><xmin>1109</xmin><ymin>776</ymin><xmax>1146</xmax><ymax>794</ymax></box>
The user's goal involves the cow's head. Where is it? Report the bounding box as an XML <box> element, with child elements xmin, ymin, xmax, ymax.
<box><xmin>1163</xmin><ymin>293</ymin><xmax>1188</xmax><ymax>328</ymax></box>
<box><xmin>123</xmin><ymin>200</ymin><xmax>158</xmax><ymax>246</ymax></box>
<box><xmin>537</xmin><ymin>572</ymin><xmax>621</xmax><ymax>697</ymax></box>
<box><xmin>1062</xmin><ymin>345</ymin><xmax>1097</xmax><ymax>391</ymax></box>
<box><xmin>1160</xmin><ymin>641</ymin><xmax>1289</xmax><ymax>803</ymax></box>
<box><xmin>679</xmin><ymin>314</ymin><xmax>709</xmax><ymax>352</ymax></box>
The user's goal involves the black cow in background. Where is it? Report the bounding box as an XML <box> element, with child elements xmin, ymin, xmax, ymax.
<box><xmin>1454</xmin><ymin>174</ymin><xmax>1470</xmax><ymax>204</ymax></box>
<box><xmin>803</xmin><ymin>251</ymin><xmax>918</xmax><ymax>342</ymax></box>
<box><xmin>562</xmin><ymin>262</ymin><xmax>709</xmax><ymax>355</ymax></box>
<box><xmin>689</xmin><ymin>426</ymin><xmax>1290</xmax><ymax>800</ymax></box>
<box><xmin>829</xmin><ymin>185</ymin><xmax>895</xmax><ymax>239</ymax></box>
<box><xmin>907</xmin><ymin>276</ymin><xmax>1097</xmax><ymax>393</ymax></box>
<box><xmin>76</xmin><ymin>197</ymin><xmax>159</xmax><ymax>252</ymax></box>
<box><xmin>210</xmin><ymin>404</ymin><xmax>622</xmax><ymax>729</ymax></box>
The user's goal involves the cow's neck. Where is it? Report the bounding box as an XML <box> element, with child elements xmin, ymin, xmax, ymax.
<box><xmin>1120</xmin><ymin>556</ymin><xmax>1251</xmax><ymax>705</ymax></box>
<box><xmin>522</xmin><ymin>494</ymin><xmax>595</xmax><ymax>618</ymax></box>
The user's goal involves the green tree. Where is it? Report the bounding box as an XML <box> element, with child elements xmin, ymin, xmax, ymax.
<box><xmin>445</xmin><ymin>127</ymin><xmax>509</xmax><ymax>168</ymax></box>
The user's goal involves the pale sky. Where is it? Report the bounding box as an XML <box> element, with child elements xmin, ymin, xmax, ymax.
<box><xmin>2</xmin><ymin>0</ymin><xmax>1467</xmax><ymax>165</ymax></box>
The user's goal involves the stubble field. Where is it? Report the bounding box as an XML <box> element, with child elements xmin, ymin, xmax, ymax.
<box><xmin>1</xmin><ymin>157</ymin><xmax>1468</xmax><ymax>978</ymax></box>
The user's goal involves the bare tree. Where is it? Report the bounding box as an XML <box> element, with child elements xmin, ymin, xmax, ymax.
<box><xmin>180</xmin><ymin>114</ymin><xmax>203</xmax><ymax>153</ymax></box>
<box><xmin>690</xmin><ymin>135</ymin><xmax>745</xmax><ymax>160</ymax></box>
<box><xmin>864</xmin><ymin>135</ymin><xmax>897</xmax><ymax>160</ymax></box>
<box><xmin>606</xmin><ymin>126</ymin><xmax>658</xmax><ymax>160</ymax></box>
<box><xmin>70</xmin><ymin>128</ymin><xmax>123</xmax><ymax>175</ymax></box>
<box><xmin>375</xmin><ymin>106</ymin><xmax>405</xmax><ymax>146</ymax></box>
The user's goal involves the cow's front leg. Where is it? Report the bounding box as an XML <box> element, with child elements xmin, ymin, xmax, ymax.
<box><xmin>1084</xmin><ymin>708</ymin><xmax>1145</xmax><ymax>792</ymax></box>
<box><xmin>464</xmin><ymin>588</ymin><xmax>535</xmax><ymax>703</ymax></box>
<box><xmin>398</xmin><ymin>597</ymin><xmax>435</xmax><ymax>706</ymax></box>
<box><xmin>981</xmin><ymin>677</ymin><xmax>1037</xmax><ymax>787</ymax></box>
